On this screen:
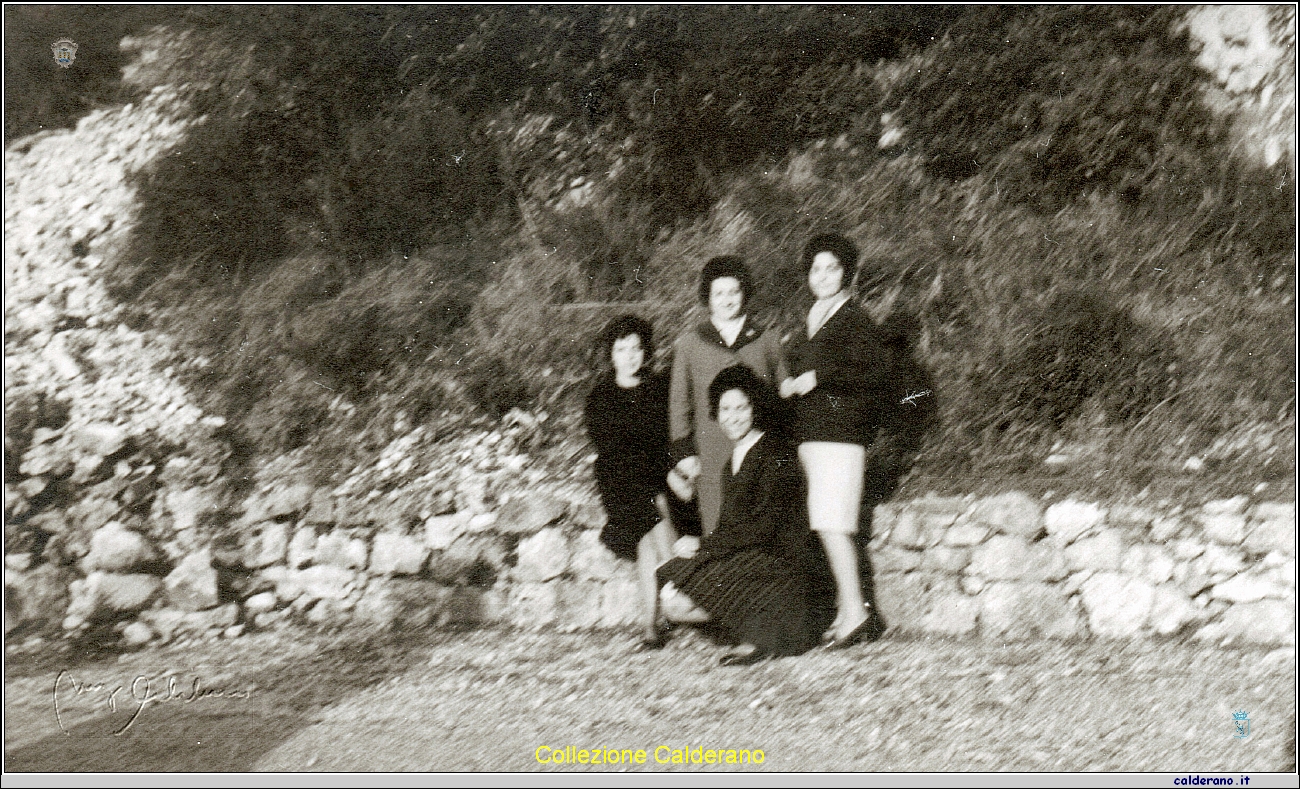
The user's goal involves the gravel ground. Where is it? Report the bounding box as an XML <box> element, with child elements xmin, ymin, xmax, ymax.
<box><xmin>5</xmin><ymin>626</ymin><xmax>1295</xmax><ymax>773</ymax></box>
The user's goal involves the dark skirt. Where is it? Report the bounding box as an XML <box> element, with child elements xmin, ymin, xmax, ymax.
<box><xmin>657</xmin><ymin>548</ymin><xmax>831</xmax><ymax>657</ymax></box>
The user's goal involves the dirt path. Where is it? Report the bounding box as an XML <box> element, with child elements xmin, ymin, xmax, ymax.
<box><xmin>5</xmin><ymin>627</ymin><xmax>1295</xmax><ymax>773</ymax></box>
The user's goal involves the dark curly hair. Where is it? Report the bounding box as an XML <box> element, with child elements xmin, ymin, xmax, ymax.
<box><xmin>801</xmin><ymin>232</ymin><xmax>861</xmax><ymax>276</ymax></box>
<box><xmin>697</xmin><ymin>255</ymin><xmax>753</xmax><ymax>310</ymax></box>
<box><xmin>707</xmin><ymin>365</ymin><xmax>779</xmax><ymax>431</ymax></box>
<box><xmin>597</xmin><ymin>313</ymin><xmax>654</xmax><ymax>363</ymax></box>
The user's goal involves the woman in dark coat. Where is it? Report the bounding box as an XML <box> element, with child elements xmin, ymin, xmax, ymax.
<box><xmin>585</xmin><ymin>315</ymin><xmax>699</xmax><ymax>649</ymax></box>
<box><xmin>780</xmin><ymin>233</ymin><xmax>893</xmax><ymax>649</ymax></box>
<box><xmin>657</xmin><ymin>366</ymin><xmax>835</xmax><ymax>665</ymax></box>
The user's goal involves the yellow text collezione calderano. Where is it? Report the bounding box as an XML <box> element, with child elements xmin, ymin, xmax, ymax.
<box><xmin>535</xmin><ymin>745</ymin><xmax>766</xmax><ymax>766</ymax></box>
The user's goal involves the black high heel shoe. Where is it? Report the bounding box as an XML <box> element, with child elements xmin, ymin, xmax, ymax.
<box><xmin>826</xmin><ymin>605</ymin><xmax>885</xmax><ymax>651</ymax></box>
<box><xmin>719</xmin><ymin>648</ymin><xmax>770</xmax><ymax>667</ymax></box>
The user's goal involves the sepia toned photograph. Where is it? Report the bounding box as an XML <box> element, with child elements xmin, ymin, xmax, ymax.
<box><xmin>3</xmin><ymin>4</ymin><xmax>1296</xmax><ymax>778</ymax></box>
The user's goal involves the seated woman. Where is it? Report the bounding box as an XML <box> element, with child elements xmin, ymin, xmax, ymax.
<box><xmin>585</xmin><ymin>314</ymin><xmax>700</xmax><ymax>651</ymax></box>
<box><xmin>656</xmin><ymin>365</ymin><xmax>835</xmax><ymax>666</ymax></box>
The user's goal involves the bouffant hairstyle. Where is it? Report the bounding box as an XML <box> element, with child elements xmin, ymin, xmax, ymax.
<box><xmin>697</xmin><ymin>255</ymin><xmax>753</xmax><ymax>309</ymax></box>
<box><xmin>598</xmin><ymin>313</ymin><xmax>654</xmax><ymax>362</ymax></box>
<box><xmin>801</xmin><ymin>232</ymin><xmax>861</xmax><ymax>276</ymax></box>
<box><xmin>707</xmin><ymin>365</ymin><xmax>778</xmax><ymax>431</ymax></box>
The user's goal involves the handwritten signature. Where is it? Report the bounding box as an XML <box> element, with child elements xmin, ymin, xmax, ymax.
<box><xmin>900</xmin><ymin>390</ymin><xmax>931</xmax><ymax>407</ymax></box>
<box><xmin>53</xmin><ymin>670</ymin><xmax>252</xmax><ymax>736</ymax></box>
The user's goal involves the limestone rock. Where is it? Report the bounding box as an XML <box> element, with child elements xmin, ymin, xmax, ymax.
<box><xmin>979</xmin><ymin>582</ymin><xmax>1083</xmax><ymax>640</ymax></box>
<box><xmin>164</xmin><ymin>487</ymin><xmax>220</xmax><ymax>532</ymax></box>
<box><xmin>243</xmin><ymin>591</ymin><xmax>278</xmax><ymax>615</ymax></box>
<box><xmin>874</xmin><ymin>573</ymin><xmax>935</xmax><ymax>631</ymax></box>
<box><xmin>303</xmin><ymin>488</ymin><xmax>336</xmax><ymax>525</ymax></box>
<box><xmin>557</xmin><ymin>580</ymin><xmax>605</xmax><ymax>631</ymax></box>
<box><xmin>515</xmin><ymin>528</ymin><xmax>570</xmax><ymax>582</ymax></box>
<box><xmin>84</xmin><ymin>521</ymin><xmax>156</xmax><ymax>572</ymax></box>
<box><xmin>122</xmin><ymin>621</ymin><xmax>154</xmax><ymax>646</ymax></box>
<box><xmin>600</xmin><ymin>574</ymin><xmax>641</xmax><ymax>628</ymax></box>
<box><xmin>920</xmin><ymin>593</ymin><xmax>980</xmax><ymax>636</ymax></box>
<box><xmin>921</xmin><ymin>546</ymin><xmax>971</xmax><ymax>574</ymax></box>
<box><xmin>424</xmin><ymin>512</ymin><xmax>469</xmax><ymax>551</ymax></box>
<box><xmin>287</xmin><ymin>528</ymin><xmax>316</xmax><ymax>569</ymax></box>
<box><xmin>243</xmin><ymin>522</ymin><xmax>288</xmax><ymax>569</ymax></box>
<box><xmin>1248</xmin><ymin>501</ymin><xmax>1294</xmax><ymax>526</ymax></box>
<box><xmin>70</xmin><ymin>421</ymin><xmax>127</xmax><ymax>459</ymax></box>
<box><xmin>1244</xmin><ymin>517</ymin><xmax>1295</xmax><ymax>556</ymax></box>
<box><xmin>1149</xmin><ymin>516</ymin><xmax>1186</xmax><ymax>543</ymax></box>
<box><xmin>68</xmin><ymin>572</ymin><xmax>162</xmax><ymax>623</ymax></box>
<box><xmin>942</xmin><ymin>523</ymin><xmax>989</xmax><ymax>547</ymax></box>
<box><xmin>1199</xmin><ymin>543</ymin><xmax>1246</xmax><ymax>576</ymax></box>
<box><xmin>313</xmin><ymin>532</ymin><xmax>368</xmax><ymax>570</ymax></box>
<box><xmin>1064</xmin><ymin>530</ymin><xmax>1125</xmax><ymax>573</ymax></box>
<box><xmin>1202</xmin><ymin>496</ymin><xmax>1249</xmax><ymax>516</ymax></box>
<box><xmin>1044</xmin><ymin>500</ymin><xmax>1105</xmax><ymax>545</ymax></box>
<box><xmin>369</xmin><ymin>533</ymin><xmax>429</xmax><ymax>576</ymax></box>
<box><xmin>967</xmin><ymin>491</ymin><xmax>1043</xmax><ymax>538</ymax></box>
<box><xmin>279</xmin><ymin>566</ymin><xmax>356</xmax><ymax>602</ymax></box>
<box><xmin>1121</xmin><ymin>544</ymin><xmax>1176</xmax><ymax>585</ymax></box>
<box><xmin>508</xmin><ymin>582</ymin><xmax>559</xmax><ymax>628</ymax></box>
<box><xmin>1210</xmin><ymin>573</ymin><xmax>1289</xmax><ymax>603</ymax></box>
<box><xmin>889</xmin><ymin>509</ymin><xmax>937</xmax><ymax>549</ymax></box>
<box><xmin>1197</xmin><ymin>513</ymin><xmax>1247</xmax><ymax>545</ymax></box>
<box><xmin>496</xmin><ymin>493</ymin><xmax>567</xmax><ymax>535</ymax></box>
<box><xmin>245</xmin><ymin>482</ymin><xmax>314</xmax><ymax>523</ymax></box>
<box><xmin>1171</xmin><ymin>537</ymin><xmax>1206</xmax><ymax>561</ymax></box>
<box><xmin>969</xmin><ymin>535</ymin><xmax>1062</xmax><ymax>581</ymax></box>
<box><xmin>1080</xmin><ymin>572</ymin><xmax>1155</xmax><ymax>638</ymax></box>
<box><xmin>875</xmin><ymin>545</ymin><xmax>923</xmax><ymax>573</ymax></box>
<box><xmin>569</xmin><ymin>529</ymin><xmax>620</xmax><ymax>581</ymax></box>
<box><xmin>164</xmin><ymin>549</ymin><xmax>220</xmax><ymax>611</ymax></box>
<box><xmin>1198</xmin><ymin>600</ymin><xmax>1295</xmax><ymax>645</ymax></box>
<box><xmin>1108</xmin><ymin>505</ymin><xmax>1156</xmax><ymax>532</ymax></box>
<box><xmin>1148</xmin><ymin>584</ymin><xmax>1201</xmax><ymax>636</ymax></box>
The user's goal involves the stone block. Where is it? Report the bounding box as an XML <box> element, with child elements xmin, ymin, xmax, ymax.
<box><xmin>1065</xmin><ymin>530</ymin><xmax>1125</xmax><ymax>572</ymax></box>
<box><xmin>1148</xmin><ymin>583</ymin><xmax>1201</xmax><ymax>636</ymax></box>
<box><xmin>278</xmin><ymin>566</ymin><xmax>356</xmax><ymax>602</ymax></box>
<box><xmin>67</xmin><ymin>572</ymin><xmax>162</xmax><ymax>625</ymax></box>
<box><xmin>1044</xmin><ymin>500</ymin><xmax>1105</xmax><ymax>545</ymax></box>
<box><xmin>1197</xmin><ymin>513</ymin><xmax>1247</xmax><ymax>546</ymax></box>
<box><xmin>888</xmin><ymin>509</ymin><xmax>930</xmax><ymax>549</ymax></box>
<box><xmin>70</xmin><ymin>422</ymin><xmax>127</xmax><ymax>459</ymax></box>
<box><xmin>874</xmin><ymin>573</ymin><xmax>934</xmax><ymax>631</ymax></box>
<box><xmin>314</xmin><ymin>532</ymin><xmax>368</xmax><ymax>570</ymax></box>
<box><xmin>557</xmin><ymin>580</ymin><xmax>605</xmax><ymax>631</ymax></box>
<box><xmin>424</xmin><ymin>512</ymin><xmax>469</xmax><ymax>551</ymax></box>
<box><xmin>243</xmin><ymin>522</ymin><xmax>288</xmax><ymax>569</ymax></box>
<box><xmin>508</xmin><ymin>582</ymin><xmax>559</xmax><ymax>629</ymax></box>
<box><xmin>968</xmin><ymin>535</ymin><xmax>1034</xmax><ymax>580</ymax></box>
<box><xmin>514</xmin><ymin>527</ymin><xmax>569</xmax><ymax>582</ymax></box>
<box><xmin>921</xmin><ymin>546</ymin><xmax>971</xmax><ymax>574</ymax></box>
<box><xmin>85</xmin><ymin>521</ymin><xmax>156</xmax><ymax>572</ymax></box>
<box><xmin>1244</xmin><ymin>518</ymin><xmax>1295</xmax><ymax>556</ymax></box>
<box><xmin>369</xmin><ymin>533</ymin><xmax>429</xmax><ymax>576</ymax></box>
<box><xmin>569</xmin><ymin>529</ymin><xmax>620</xmax><ymax>581</ymax></box>
<box><xmin>1199</xmin><ymin>543</ymin><xmax>1246</xmax><ymax>576</ymax></box>
<box><xmin>1210</xmin><ymin>573</ymin><xmax>1290</xmax><ymax>603</ymax></box>
<box><xmin>165</xmin><ymin>487</ymin><xmax>220</xmax><ymax>532</ymax></box>
<box><xmin>245</xmin><ymin>482</ymin><xmax>314</xmax><ymax>522</ymax></box>
<box><xmin>243</xmin><ymin>591</ymin><xmax>278</xmax><ymax>614</ymax></box>
<box><xmin>3</xmin><ymin>563</ymin><xmax>70</xmax><ymax>631</ymax></box>
<box><xmin>1202</xmin><ymin>496</ymin><xmax>1249</xmax><ymax>516</ymax></box>
<box><xmin>122</xmin><ymin>621</ymin><xmax>154</xmax><ymax>646</ymax></box>
<box><xmin>979</xmin><ymin>582</ymin><xmax>1083</xmax><ymax>640</ymax></box>
<box><xmin>1149</xmin><ymin>516</ymin><xmax>1186</xmax><ymax>543</ymax></box>
<box><xmin>942</xmin><ymin>523</ymin><xmax>989</xmax><ymax>547</ymax></box>
<box><xmin>1171</xmin><ymin>538</ymin><xmax>1205</xmax><ymax>561</ymax></box>
<box><xmin>1080</xmin><ymin>572</ymin><xmax>1155</xmax><ymax>638</ymax></box>
<box><xmin>919</xmin><ymin>593</ymin><xmax>980</xmax><ymax>636</ymax></box>
<box><xmin>164</xmin><ymin>549</ymin><xmax>219</xmax><ymax>611</ymax></box>
<box><xmin>303</xmin><ymin>488</ymin><xmax>336</xmax><ymax>525</ymax></box>
<box><xmin>875</xmin><ymin>545</ymin><xmax>923</xmax><ymax>573</ymax></box>
<box><xmin>967</xmin><ymin>491</ymin><xmax>1043</xmax><ymax>538</ymax></box>
<box><xmin>1108</xmin><ymin>505</ymin><xmax>1156</xmax><ymax>532</ymax></box>
<box><xmin>1121</xmin><ymin>544</ymin><xmax>1176</xmax><ymax>586</ymax></box>
<box><xmin>1248</xmin><ymin>501</ymin><xmax>1294</xmax><ymax>525</ymax></box>
<box><xmin>496</xmin><ymin>493</ymin><xmax>567</xmax><ymax>535</ymax></box>
<box><xmin>1197</xmin><ymin>600</ymin><xmax>1295</xmax><ymax>645</ymax></box>
<box><xmin>600</xmin><ymin>573</ymin><xmax>641</xmax><ymax>628</ymax></box>
<box><xmin>287</xmin><ymin>528</ymin><xmax>316</xmax><ymax>569</ymax></box>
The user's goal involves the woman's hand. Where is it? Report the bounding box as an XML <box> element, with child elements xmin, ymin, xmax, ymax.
<box><xmin>674</xmin><ymin>455</ymin><xmax>701</xmax><ymax>481</ymax></box>
<box><xmin>672</xmin><ymin>535</ymin><xmax>700</xmax><ymax>559</ymax></box>
<box><xmin>782</xmin><ymin>371</ymin><xmax>817</xmax><ymax>397</ymax></box>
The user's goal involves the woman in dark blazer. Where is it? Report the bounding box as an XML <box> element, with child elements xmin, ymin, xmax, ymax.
<box><xmin>657</xmin><ymin>366</ymin><xmax>835</xmax><ymax>666</ymax></box>
<box><xmin>780</xmin><ymin>233</ymin><xmax>892</xmax><ymax>649</ymax></box>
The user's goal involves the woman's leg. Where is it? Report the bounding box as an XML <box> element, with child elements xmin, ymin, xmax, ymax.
<box><xmin>799</xmin><ymin>442</ymin><xmax>868</xmax><ymax>641</ymax></box>
<box><xmin>636</xmin><ymin>528</ymin><xmax>665</xmax><ymax>639</ymax></box>
<box><xmin>659</xmin><ymin>584</ymin><xmax>710</xmax><ymax>623</ymax></box>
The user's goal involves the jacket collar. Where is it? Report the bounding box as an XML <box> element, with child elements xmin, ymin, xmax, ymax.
<box><xmin>697</xmin><ymin>315</ymin><xmax>760</xmax><ymax>352</ymax></box>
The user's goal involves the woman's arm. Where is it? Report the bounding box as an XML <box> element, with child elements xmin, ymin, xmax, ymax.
<box><xmin>668</xmin><ymin>336</ymin><xmax>697</xmax><ymax>462</ymax></box>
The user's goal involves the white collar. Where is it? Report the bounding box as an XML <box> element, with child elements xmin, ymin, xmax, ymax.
<box><xmin>730</xmin><ymin>430</ymin><xmax>764</xmax><ymax>475</ymax></box>
<box><xmin>711</xmin><ymin>314</ymin><xmax>746</xmax><ymax>347</ymax></box>
<box><xmin>808</xmin><ymin>292</ymin><xmax>851</xmax><ymax>338</ymax></box>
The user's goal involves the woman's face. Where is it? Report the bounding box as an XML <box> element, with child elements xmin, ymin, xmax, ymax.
<box><xmin>708</xmin><ymin>276</ymin><xmax>744</xmax><ymax>322</ymax></box>
<box><xmin>611</xmin><ymin>334</ymin><xmax>645</xmax><ymax>380</ymax></box>
<box><xmin>808</xmin><ymin>251</ymin><xmax>847</xmax><ymax>300</ymax></box>
<box><xmin>717</xmin><ymin>388</ymin><xmax>755</xmax><ymax>442</ymax></box>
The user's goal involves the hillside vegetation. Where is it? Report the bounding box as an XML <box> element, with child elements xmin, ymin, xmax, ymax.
<box><xmin>7</xmin><ymin>5</ymin><xmax>1295</xmax><ymax>498</ymax></box>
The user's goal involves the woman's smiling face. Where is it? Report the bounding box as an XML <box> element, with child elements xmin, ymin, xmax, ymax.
<box><xmin>717</xmin><ymin>388</ymin><xmax>754</xmax><ymax>441</ymax></box>
<box><xmin>808</xmin><ymin>251</ymin><xmax>846</xmax><ymax>300</ymax></box>
<box><xmin>611</xmin><ymin>333</ymin><xmax>645</xmax><ymax>380</ymax></box>
<box><xmin>709</xmin><ymin>276</ymin><xmax>744</xmax><ymax>322</ymax></box>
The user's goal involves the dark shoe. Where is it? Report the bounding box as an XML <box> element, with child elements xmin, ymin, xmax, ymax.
<box><xmin>827</xmin><ymin>613</ymin><xmax>878</xmax><ymax>652</ymax></box>
<box><xmin>634</xmin><ymin>632</ymin><xmax>670</xmax><ymax>652</ymax></box>
<box><xmin>719</xmin><ymin>648</ymin><xmax>769</xmax><ymax>667</ymax></box>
